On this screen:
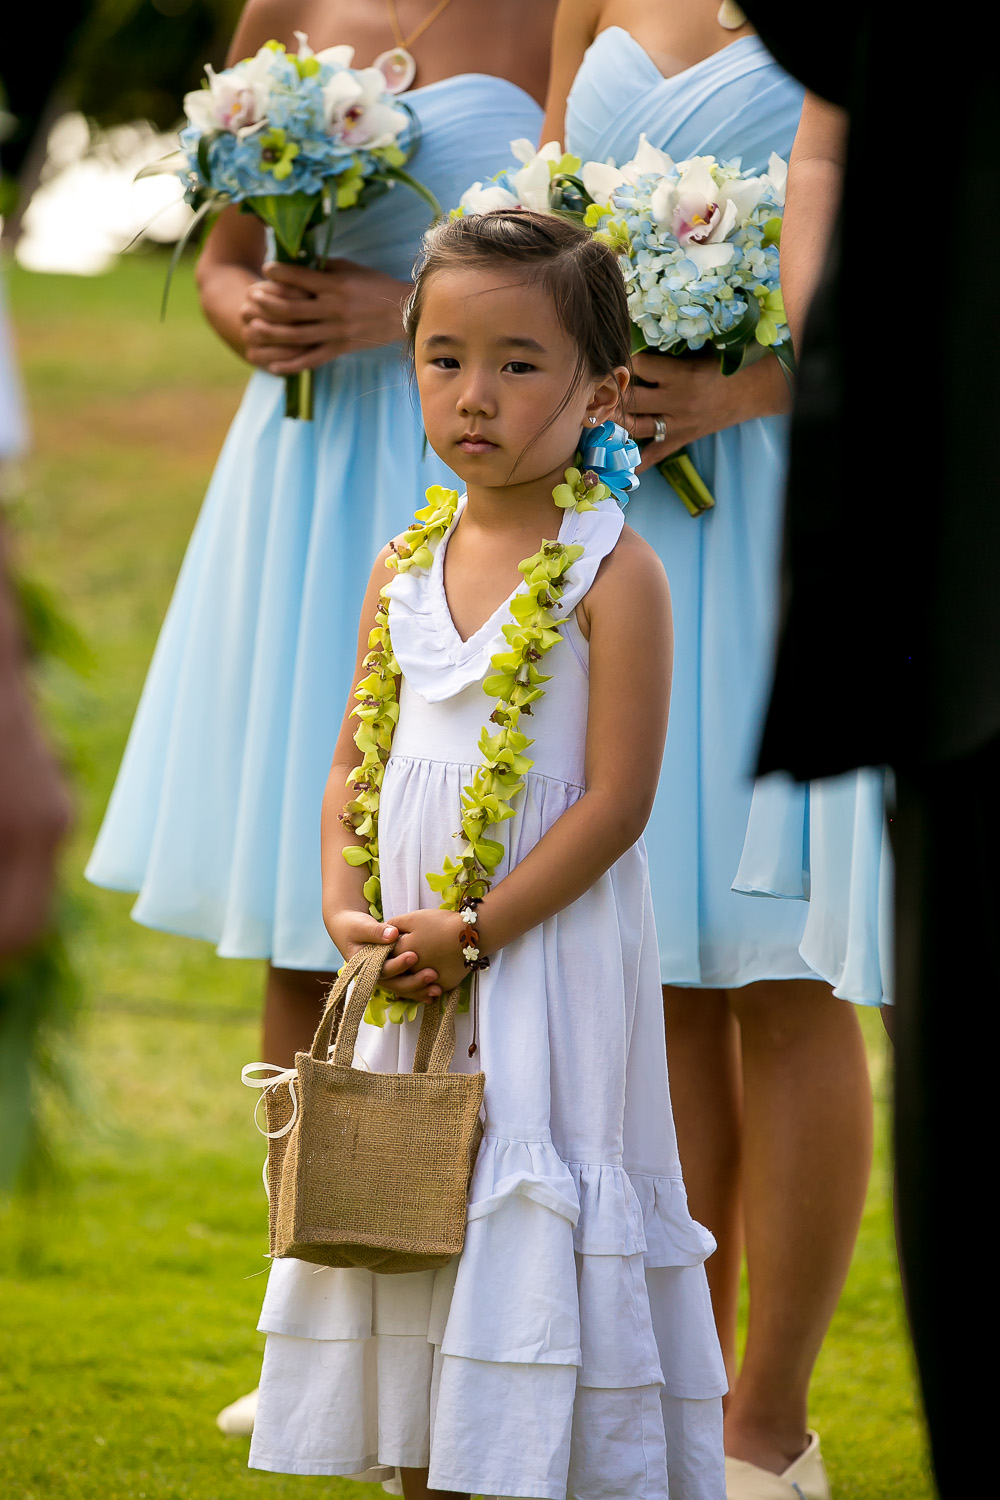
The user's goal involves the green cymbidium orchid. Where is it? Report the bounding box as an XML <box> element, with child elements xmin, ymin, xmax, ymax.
<box><xmin>258</xmin><ymin>128</ymin><xmax>300</xmax><ymax>181</ymax></box>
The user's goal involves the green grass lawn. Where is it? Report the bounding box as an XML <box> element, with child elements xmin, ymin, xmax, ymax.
<box><xmin>0</xmin><ymin>253</ymin><xmax>933</xmax><ymax>1498</ymax></box>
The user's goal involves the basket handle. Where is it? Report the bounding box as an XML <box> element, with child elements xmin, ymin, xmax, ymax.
<box><xmin>422</xmin><ymin>984</ymin><xmax>464</xmax><ymax>1074</ymax></box>
<box><xmin>312</xmin><ymin>944</ymin><xmax>387</xmax><ymax>1066</ymax></box>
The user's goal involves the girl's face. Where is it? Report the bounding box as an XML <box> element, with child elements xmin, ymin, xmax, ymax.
<box><xmin>414</xmin><ymin>267</ymin><xmax>626</xmax><ymax>491</ymax></box>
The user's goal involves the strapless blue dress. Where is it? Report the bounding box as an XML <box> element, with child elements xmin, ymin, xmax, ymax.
<box><xmin>86</xmin><ymin>75</ymin><xmax>542</xmax><ymax>971</ymax></box>
<box><xmin>567</xmin><ymin>30</ymin><xmax>892</xmax><ymax>1004</ymax></box>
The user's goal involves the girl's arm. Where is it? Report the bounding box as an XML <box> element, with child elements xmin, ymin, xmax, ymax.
<box><xmin>540</xmin><ymin>0</ymin><xmax>603</xmax><ymax>145</ymax></box>
<box><xmin>391</xmin><ymin>529</ymin><xmax>673</xmax><ymax>990</ymax></box>
<box><xmin>321</xmin><ymin>547</ymin><xmax>446</xmax><ymax>1002</ymax></box>
<box><xmin>195</xmin><ymin>0</ymin><xmax>412</xmax><ymax>370</ymax></box>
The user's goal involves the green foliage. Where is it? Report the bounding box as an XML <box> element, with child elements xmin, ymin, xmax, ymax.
<box><xmin>0</xmin><ymin>921</ymin><xmax>83</xmax><ymax>1195</ymax></box>
<box><xmin>1</xmin><ymin>569</ymin><xmax>90</xmax><ymax>1197</ymax></box>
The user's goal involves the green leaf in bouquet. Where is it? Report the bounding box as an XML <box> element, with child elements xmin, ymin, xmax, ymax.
<box><xmin>160</xmin><ymin>193</ymin><xmax>225</xmax><ymax>320</ymax></box>
<box><xmin>196</xmin><ymin>129</ymin><xmax>222</xmax><ymax>186</ymax></box>
<box><xmin>719</xmin><ymin>338</ymin><xmax>770</xmax><ymax>377</ymax></box>
<box><xmin>630</xmin><ymin>323</ymin><xmax>650</xmax><ymax>356</ymax></box>
<box><xmin>246</xmin><ymin>190</ymin><xmax>320</xmax><ymax>259</ymax></box>
<box><xmin>774</xmin><ymin>339</ymin><xmax>797</xmax><ymax>387</ymax></box>
<box><xmin>134</xmin><ymin>150</ymin><xmax>189</xmax><ymax>182</ymax></box>
<box><xmin>548</xmin><ymin>171</ymin><xmax>592</xmax><ymax>219</ymax></box>
<box><xmin>381</xmin><ymin>164</ymin><xmax>442</xmax><ymax>221</ymax></box>
<box><xmin>712</xmin><ymin>290</ymin><xmax>761</xmax><ymax>374</ymax></box>
<box><xmin>318</xmin><ymin>182</ymin><xmax>338</xmax><ymax>264</ymax></box>
<box><xmin>353</xmin><ymin>177</ymin><xmax>392</xmax><ymax>212</ymax></box>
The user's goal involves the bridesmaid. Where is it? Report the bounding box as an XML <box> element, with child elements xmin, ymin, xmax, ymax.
<box><xmin>544</xmin><ymin>4</ymin><xmax>889</xmax><ymax>1497</ymax></box>
<box><xmin>86</xmin><ymin>0</ymin><xmax>550</xmax><ymax>1068</ymax></box>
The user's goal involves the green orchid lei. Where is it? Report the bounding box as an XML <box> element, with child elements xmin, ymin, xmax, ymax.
<box><xmin>341</xmin><ymin>464</ymin><xmax>611</xmax><ymax>1026</ymax></box>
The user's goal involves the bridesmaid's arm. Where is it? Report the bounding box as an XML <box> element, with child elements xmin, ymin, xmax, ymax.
<box><xmin>780</xmin><ymin>91</ymin><xmax>849</xmax><ymax>348</ymax></box>
<box><xmin>540</xmin><ymin>0</ymin><xmax>603</xmax><ymax>144</ymax></box>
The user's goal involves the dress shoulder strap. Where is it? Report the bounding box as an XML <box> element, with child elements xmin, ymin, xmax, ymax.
<box><xmin>385</xmin><ymin>495</ymin><xmax>625</xmax><ymax>705</ymax></box>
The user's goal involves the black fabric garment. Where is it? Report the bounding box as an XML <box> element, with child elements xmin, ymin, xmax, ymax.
<box><xmin>745</xmin><ymin>8</ymin><xmax>1000</xmax><ymax>776</ymax></box>
<box><xmin>739</xmin><ymin>12</ymin><xmax>999</xmax><ymax>1499</ymax></box>
<box><xmin>890</xmin><ymin>735</ymin><xmax>1000</xmax><ymax>1498</ymax></box>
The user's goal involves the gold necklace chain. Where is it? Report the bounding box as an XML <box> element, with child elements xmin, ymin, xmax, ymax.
<box><xmin>386</xmin><ymin>0</ymin><xmax>456</xmax><ymax>50</ymax></box>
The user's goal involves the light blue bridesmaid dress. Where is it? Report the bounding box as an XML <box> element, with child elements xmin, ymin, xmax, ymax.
<box><xmin>86</xmin><ymin>75</ymin><xmax>542</xmax><ymax>971</ymax></box>
<box><xmin>567</xmin><ymin>30</ymin><xmax>892</xmax><ymax>1004</ymax></box>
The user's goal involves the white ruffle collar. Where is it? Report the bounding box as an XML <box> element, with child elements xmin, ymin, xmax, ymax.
<box><xmin>385</xmin><ymin>494</ymin><xmax>625</xmax><ymax>703</ymax></box>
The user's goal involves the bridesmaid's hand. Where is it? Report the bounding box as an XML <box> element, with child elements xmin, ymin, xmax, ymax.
<box><xmin>624</xmin><ymin>348</ymin><xmax>793</xmax><ymax>470</ymax></box>
<box><xmin>239</xmin><ymin>260</ymin><xmax>412</xmax><ymax>375</ymax></box>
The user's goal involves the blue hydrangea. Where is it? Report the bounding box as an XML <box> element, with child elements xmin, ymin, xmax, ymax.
<box><xmin>594</xmin><ymin>162</ymin><xmax>789</xmax><ymax>358</ymax></box>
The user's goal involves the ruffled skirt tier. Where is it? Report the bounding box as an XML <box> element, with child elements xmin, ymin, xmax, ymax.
<box><xmin>250</xmin><ymin>1144</ymin><xmax>724</xmax><ymax>1499</ymax></box>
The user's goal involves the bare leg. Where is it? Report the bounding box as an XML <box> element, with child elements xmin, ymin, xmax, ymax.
<box><xmin>400</xmin><ymin>1467</ymin><xmax>469</xmax><ymax>1500</ymax></box>
<box><xmin>726</xmin><ymin>978</ymin><xmax>873</xmax><ymax>1472</ymax></box>
<box><xmin>262</xmin><ymin>964</ymin><xmax>333</xmax><ymax>1067</ymax></box>
<box><xmin>662</xmin><ymin>986</ymin><xmax>744</xmax><ymax>1389</ymax></box>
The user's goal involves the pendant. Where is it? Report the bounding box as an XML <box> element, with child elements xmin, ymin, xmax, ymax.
<box><xmin>717</xmin><ymin>0</ymin><xmax>748</xmax><ymax>27</ymax></box>
<box><xmin>373</xmin><ymin>46</ymin><xmax>417</xmax><ymax>94</ymax></box>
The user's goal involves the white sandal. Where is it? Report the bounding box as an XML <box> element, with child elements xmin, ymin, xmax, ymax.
<box><xmin>725</xmin><ymin>1430</ymin><xmax>831</xmax><ymax>1500</ymax></box>
<box><xmin>215</xmin><ymin>1387</ymin><xmax>258</xmax><ymax>1436</ymax></box>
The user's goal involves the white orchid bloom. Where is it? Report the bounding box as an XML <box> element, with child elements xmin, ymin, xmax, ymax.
<box><xmin>619</xmin><ymin>133</ymin><xmax>675</xmax><ymax>182</ymax></box>
<box><xmin>502</xmin><ymin>141</ymin><xmax>563</xmax><ymax>211</ymax></box>
<box><xmin>184</xmin><ymin>59</ymin><xmax>271</xmax><ymax>136</ymax></box>
<box><xmin>650</xmin><ymin>155</ymin><xmax>740</xmax><ymax>268</ymax></box>
<box><xmin>649</xmin><ymin>178</ymin><xmax>677</xmax><ymax>227</ymax></box>
<box><xmin>581</xmin><ymin>159</ymin><xmax>627</xmax><ymax>204</ymax></box>
<box><xmin>510</xmin><ymin>138</ymin><xmax>562</xmax><ymax>166</ymax></box>
<box><xmin>323</xmin><ymin>67</ymin><xmax>407</xmax><ymax>148</ymax></box>
<box><xmin>510</xmin><ymin>153</ymin><xmax>555</xmax><ymax>212</ymax></box>
<box><xmin>717</xmin><ymin>174</ymin><xmax>768</xmax><ymax>226</ymax></box>
<box><xmin>459</xmin><ymin>180</ymin><xmax>521</xmax><ymax>213</ymax></box>
<box><xmin>315</xmin><ymin>43</ymin><xmax>357</xmax><ymax>69</ymax></box>
<box><xmin>682</xmin><ymin>242</ymin><xmax>736</xmax><ymax>274</ymax></box>
<box><xmin>765</xmin><ymin>151</ymin><xmax>788</xmax><ymax>206</ymax></box>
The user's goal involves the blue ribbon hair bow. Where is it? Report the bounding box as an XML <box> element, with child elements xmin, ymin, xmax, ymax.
<box><xmin>578</xmin><ymin>420</ymin><xmax>641</xmax><ymax>503</ymax></box>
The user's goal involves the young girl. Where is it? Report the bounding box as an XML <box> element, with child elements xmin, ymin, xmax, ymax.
<box><xmin>247</xmin><ymin>211</ymin><xmax>727</xmax><ymax>1500</ymax></box>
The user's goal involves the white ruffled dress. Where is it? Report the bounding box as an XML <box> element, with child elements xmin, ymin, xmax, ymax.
<box><xmin>248</xmin><ymin>496</ymin><xmax>727</xmax><ymax>1500</ymax></box>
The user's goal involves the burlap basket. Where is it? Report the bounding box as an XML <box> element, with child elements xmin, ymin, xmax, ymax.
<box><xmin>262</xmin><ymin>943</ymin><xmax>485</xmax><ymax>1274</ymax></box>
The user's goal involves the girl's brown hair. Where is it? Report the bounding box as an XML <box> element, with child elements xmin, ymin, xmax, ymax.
<box><xmin>404</xmin><ymin>209</ymin><xmax>632</xmax><ymax>430</ymax></box>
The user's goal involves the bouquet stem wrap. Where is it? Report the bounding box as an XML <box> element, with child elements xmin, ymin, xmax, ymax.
<box><xmin>273</xmin><ymin>239</ymin><xmax>315</xmax><ymax>421</ymax></box>
<box><xmin>657</xmin><ymin>449</ymin><xmax>716</xmax><ymax>516</ymax></box>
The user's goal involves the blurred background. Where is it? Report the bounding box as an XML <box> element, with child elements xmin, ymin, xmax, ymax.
<box><xmin>0</xmin><ymin>8</ymin><xmax>933</xmax><ymax>1498</ymax></box>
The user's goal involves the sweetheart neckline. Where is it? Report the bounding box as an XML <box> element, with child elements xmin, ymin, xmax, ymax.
<box><xmin>402</xmin><ymin>71</ymin><xmax>541</xmax><ymax>112</ymax></box>
<box><xmin>593</xmin><ymin>25</ymin><xmax>765</xmax><ymax>89</ymax></box>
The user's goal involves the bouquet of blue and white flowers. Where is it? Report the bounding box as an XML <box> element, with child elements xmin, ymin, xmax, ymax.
<box><xmin>459</xmin><ymin>138</ymin><xmax>790</xmax><ymax>514</ymax></box>
<box><xmin>142</xmin><ymin>32</ymin><xmax>439</xmax><ymax>418</ymax></box>
<box><xmin>583</xmin><ymin>138</ymin><xmax>789</xmax><ymax>513</ymax></box>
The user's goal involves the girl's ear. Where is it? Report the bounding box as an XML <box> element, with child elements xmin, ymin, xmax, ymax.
<box><xmin>585</xmin><ymin>366</ymin><xmax>631</xmax><ymax>427</ymax></box>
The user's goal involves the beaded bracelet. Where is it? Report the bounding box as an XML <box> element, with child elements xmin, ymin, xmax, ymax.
<box><xmin>458</xmin><ymin>898</ymin><xmax>490</xmax><ymax>972</ymax></box>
